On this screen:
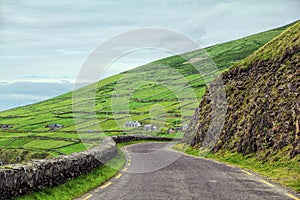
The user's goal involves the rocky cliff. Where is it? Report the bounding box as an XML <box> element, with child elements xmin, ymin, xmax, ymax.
<box><xmin>183</xmin><ymin>21</ymin><xmax>300</xmax><ymax>159</ymax></box>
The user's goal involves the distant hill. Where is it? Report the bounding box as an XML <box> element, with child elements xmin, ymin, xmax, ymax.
<box><xmin>183</xmin><ymin>21</ymin><xmax>300</xmax><ymax>159</ymax></box>
<box><xmin>0</xmin><ymin>22</ymin><xmax>294</xmax><ymax>164</ymax></box>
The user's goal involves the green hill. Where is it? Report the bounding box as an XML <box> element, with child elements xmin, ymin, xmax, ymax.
<box><xmin>183</xmin><ymin>21</ymin><xmax>300</xmax><ymax>191</ymax></box>
<box><xmin>0</xmin><ymin>22</ymin><xmax>294</xmax><ymax>164</ymax></box>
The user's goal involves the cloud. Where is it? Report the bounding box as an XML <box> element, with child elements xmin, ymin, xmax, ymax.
<box><xmin>0</xmin><ymin>94</ymin><xmax>45</xmax><ymax>112</ymax></box>
<box><xmin>0</xmin><ymin>81</ymin><xmax>74</xmax><ymax>96</ymax></box>
<box><xmin>56</xmin><ymin>49</ymin><xmax>88</xmax><ymax>56</ymax></box>
<box><xmin>0</xmin><ymin>0</ymin><xmax>299</xmax><ymax>110</ymax></box>
<box><xmin>19</xmin><ymin>75</ymin><xmax>72</xmax><ymax>80</ymax></box>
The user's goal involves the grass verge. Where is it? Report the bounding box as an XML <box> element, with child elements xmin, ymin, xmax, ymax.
<box><xmin>173</xmin><ymin>143</ymin><xmax>300</xmax><ymax>193</ymax></box>
<box><xmin>154</xmin><ymin>132</ymin><xmax>184</xmax><ymax>138</ymax></box>
<box><xmin>15</xmin><ymin>149</ymin><xmax>125</xmax><ymax>200</ymax></box>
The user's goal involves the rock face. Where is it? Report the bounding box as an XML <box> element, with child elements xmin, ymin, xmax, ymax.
<box><xmin>183</xmin><ymin>22</ymin><xmax>300</xmax><ymax>159</ymax></box>
<box><xmin>0</xmin><ymin>138</ymin><xmax>117</xmax><ymax>200</ymax></box>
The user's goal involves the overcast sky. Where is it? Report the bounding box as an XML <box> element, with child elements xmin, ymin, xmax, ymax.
<box><xmin>0</xmin><ymin>0</ymin><xmax>299</xmax><ymax>111</ymax></box>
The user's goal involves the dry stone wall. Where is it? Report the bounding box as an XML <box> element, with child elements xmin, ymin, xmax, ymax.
<box><xmin>0</xmin><ymin>135</ymin><xmax>181</xmax><ymax>199</ymax></box>
<box><xmin>111</xmin><ymin>135</ymin><xmax>181</xmax><ymax>143</ymax></box>
<box><xmin>0</xmin><ymin>137</ymin><xmax>117</xmax><ymax>200</ymax></box>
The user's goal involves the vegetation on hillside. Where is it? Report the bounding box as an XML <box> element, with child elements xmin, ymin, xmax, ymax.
<box><xmin>0</xmin><ymin>22</ymin><xmax>294</xmax><ymax>164</ymax></box>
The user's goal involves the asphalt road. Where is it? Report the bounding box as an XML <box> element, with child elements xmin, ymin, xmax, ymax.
<box><xmin>79</xmin><ymin>142</ymin><xmax>299</xmax><ymax>200</ymax></box>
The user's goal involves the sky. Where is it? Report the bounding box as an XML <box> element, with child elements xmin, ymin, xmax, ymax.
<box><xmin>0</xmin><ymin>0</ymin><xmax>299</xmax><ymax>111</ymax></box>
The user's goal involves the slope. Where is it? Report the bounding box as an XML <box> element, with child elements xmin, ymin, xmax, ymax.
<box><xmin>183</xmin><ymin>21</ymin><xmax>300</xmax><ymax>190</ymax></box>
<box><xmin>0</xmin><ymin>22</ymin><xmax>295</xmax><ymax>164</ymax></box>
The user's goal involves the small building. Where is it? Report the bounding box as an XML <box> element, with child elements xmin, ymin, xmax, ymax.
<box><xmin>174</xmin><ymin>124</ymin><xmax>189</xmax><ymax>132</ymax></box>
<box><xmin>0</xmin><ymin>124</ymin><xmax>12</xmax><ymax>130</ymax></box>
<box><xmin>168</xmin><ymin>128</ymin><xmax>176</xmax><ymax>134</ymax></box>
<box><xmin>143</xmin><ymin>124</ymin><xmax>158</xmax><ymax>131</ymax></box>
<box><xmin>124</xmin><ymin>121</ymin><xmax>142</xmax><ymax>128</ymax></box>
<box><xmin>45</xmin><ymin>124</ymin><xmax>63</xmax><ymax>130</ymax></box>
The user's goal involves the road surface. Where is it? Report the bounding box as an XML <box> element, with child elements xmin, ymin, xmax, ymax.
<box><xmin>79</xmin><ymin>142</ymin><xmax>299</xmax><ymax>200</ymax></box>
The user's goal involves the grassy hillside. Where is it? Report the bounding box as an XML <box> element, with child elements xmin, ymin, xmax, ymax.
<box><xmin>0</xmin><ymin>22</ymin><xmax>293</xmax><ymax>164</ymax></box>
<box><xmin>183</xmin><ymin>21</ymin><xmax>300</xmax><ymax>191</ymax></box>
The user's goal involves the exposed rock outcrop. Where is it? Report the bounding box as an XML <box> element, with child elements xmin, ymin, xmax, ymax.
<box><xmin>183</xmin><ymin>21</ymin><xmax>300</xmax><ymax>159</ymax></box>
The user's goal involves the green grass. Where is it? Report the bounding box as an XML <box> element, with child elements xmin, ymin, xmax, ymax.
<box><xmin>173</xmin><ymin>143</ymin><xmax>300</xmax><ymax>192</ymax></box>
<box><xmin>154</xmin><ymin>132</ymin><xmax>184</xmax><ymax>138</ymax></box>
<box><xmin>15</xmin><ymin>149</ymin><xmax>126</xmax><ymax>200</ymax></box>
<box><xmin>0</xmin><ymin>21</ymin><xmax>294</xmax><ymax>162</ymax></box>
<box><xmin>0</xmin><ymin>149</ymin><xmax>52</xmax><ymax>164</ymax></box>
<box><xmin>234</xmin><ymin>20</ymin><xmax>300</xmax><ymax>69</ymax></box>
<box><xmin>22</xmin><ymin>140</ymin><xmax>75</xmax><ymax>149</ymax></box>
<box><xmin>208</xmin><ymin>152</ymin><xmax>300</xmax><ymax>192</ymax></box>
<box><xmin>57</xmin><ymin>143</ymin><xmax>89</xmax><ymax>154</ymax></box>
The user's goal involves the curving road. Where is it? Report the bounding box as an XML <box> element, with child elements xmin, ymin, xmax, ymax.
<box><xmin>79</xmin><ymin>142</ymin><xmax>299</xmax><ymax>200</ymax></box>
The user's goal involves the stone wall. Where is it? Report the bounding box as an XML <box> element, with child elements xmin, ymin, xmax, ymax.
<box><xmin>0</xmin><ymin>137</ymin><xmax>117</xmax><ymax>200</ymax></box>
<box><xmin>111</xmin><ymin>135</ymin><xmax>181</xmax><ymax>143</ymax></box>
<box><xmin>0</xmin><ymin>135</ymin><xmax>181</xmax><ymax>199</ymax></box>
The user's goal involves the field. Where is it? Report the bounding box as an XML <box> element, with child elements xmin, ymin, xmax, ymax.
<box><xmin>0</xmin><ymin>23</ymin><xmax>292</xmax><ymax>164</ymax></box>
